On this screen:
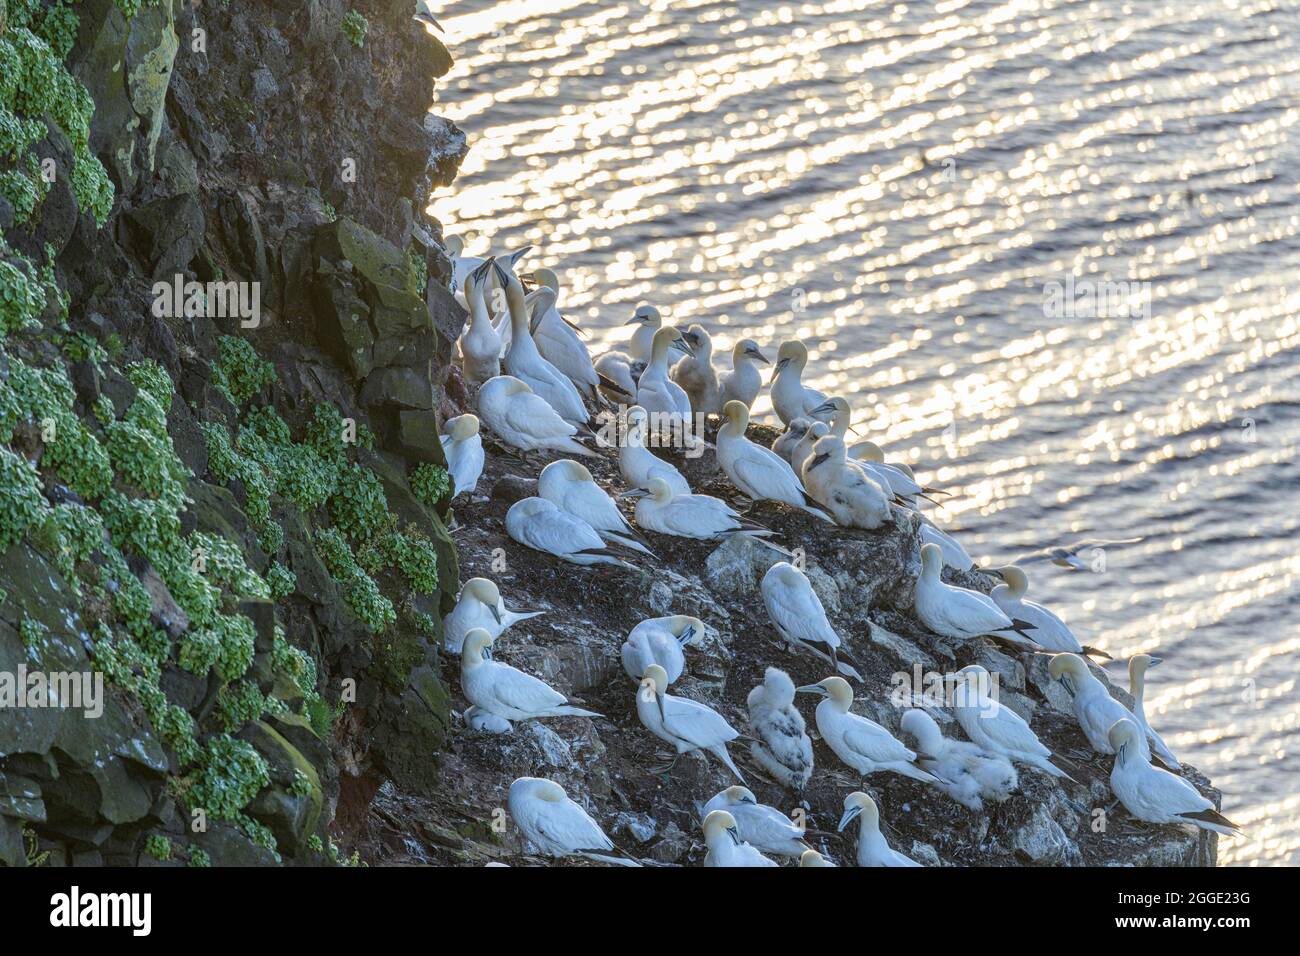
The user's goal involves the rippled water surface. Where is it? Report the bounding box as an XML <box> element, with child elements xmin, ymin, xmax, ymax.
<box><xmin>427</xmin><ymin>0</ymin><xmax>1300</xmax><ymax>864</ymax></box>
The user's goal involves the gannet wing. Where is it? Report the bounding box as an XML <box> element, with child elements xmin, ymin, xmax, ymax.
<box><xmin>501</xmin><ymin>390</ymin><xmax>575</xmax><ymax>440</ymax></box>
<box><xmin>766</xmin><ymin>579</ymin><xmax>834</xmax><ymax>647</ymax></box>
<box><xmin>842</xmin><ymin>721</ymin><xmax>915</xmax><ymax>765</ymax></box>
<box><xmin>983</xmin><ymin>703</ymin><xmax>1050</xmax><ymax>758</ymax></box>
<box><xmin>731</xmin><ymin>451</ymin><xmax>798</xmax><ymax>501</ymax></box>
<box><xmin>663</xmin><ymin>696</ymin><xmax>738</xmax><ymax>748</ymax></box>
<box><xmin>488</xmin><ymin>665</ymin><xmax>570</xmax><ymax>714</ymax></box>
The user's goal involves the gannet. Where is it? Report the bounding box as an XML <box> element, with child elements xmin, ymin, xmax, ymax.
<box><xmin>620</xmin><ymin>614</ymin><xmax>704</xmax><ymax>685</ymax></box>
<box><xmin>527</xmin><ymin>269</ymin><xmax>601</xmax><ymax>400</ymax></box>
<box><xmin>626</xmin><ymin>303</ymin><xmax>662</xmax><ymax>362</ymax></box>
<box><xmin>636</xmin><ymin>326</ymin><xmax>695</xmax><ymax>423</ymax></box>
<box><xmin>593</xmin><ymin>351</ymin><xmax>638</xmax><ymax>403</ymax></box>
<box><xmin>1049</xmin><ymin>653</ymin><xmax>1152</xmax><ymax>761</ymax></box>
<box><xmin>1108</xmin><ymin>719</ymin><xmax>1240</xmax><ymax>836</ymax></box>
<box><xmin>505</xmin><ymin>496</ymin><xmax>636</xmax><ymax>568</ymax></box>
<box><xmin>414</xmin><ymin>0</ymin><xmax>445</xmax><ymax>34</ymax></box>
<box><xmin>801</xmin><ymin>434</ymin><xmax>893</xmax><ymax>530</ymax></box>
<box><xmin>790</xmin><ymin>420</ymin><xmax>830</xmax><ymax>477</ymax></box>
<box><xmin>747</xmin><ymin>667</ymin><xmax>814</xmax><ymax>790</ymax></box>
<box><xmin>1013</xmin><ymin>537</ymin><xmax>1143</xmax><ymax>571</ymax></box>
<box><xmin>477</xmin><ymin>375</ymin><xmax>594</xmax><ymax>458</ymax></box>
<box><xmin>636</xmin><ymin>664</ymin><xmax>745</xmax><ymax>781</ymax></box>
<box><xmin>947</xmin><ymin>665</ymin><xmax>1072</xmax><ymax>779</ymax></box>
<box><xmin>850</xmin><ymin>441</ymin><xmax>944</xmax><ymax>504</ymax></box>
<box><xmin>461</xmin><ymin>630</ymin><xmax>602</xmax><ymax>724</ymax></box>
<box><xmin>618</xmin><ymin>406</ymin><xmax>691</xmax><ymax>496</ymax></box>
<box><xmin>913</xmin><ymin>543</ymin><xmax>1039</xmax><ymax>648</ymax></box>
<box><xmin>456</xmin><ymin>260</ymin><xmax>502</xmax><ymax>385</ymax></box>
<box><xmin>796</xmin><ymin>677</ymin><xmax>939</xmax><ymax>784</ymax></box>
<box><xmin>443</xmin><ymin>577</ymin><xmax>543</xmax><ymax>654</ymax></box>
<box><xmin>838</xmin><ymin>792</ymin><xmax>921</xmax><ymax>867</ymax></box>
<box><xmin>762</xmin><ymin>562</ymin><xmax>860</xmax><ymax>679</ymax></box>
<box><xmin>770</xmin><ymin>341</ymin><xmax>827</xmax><ymax>426</ymax></box>
<box><xmin>718</xmin><ymin>338</ymin><xmax>770</xmax><ymax>412</ymax></box>
<box><xmin>670</xmin><ymin>324</ymin><xmax>720</xmax><ymax>416</ymax></box>
<box><xmin>717</xmin><ymin>401</ymin><xmax>833</xmax><ymax>522</ymax></box>
<box><xmin>507</xmin><ymin>777</ymin><xmax>640</xmax><ymax>865</ymax></box>
<box><xmin>919</xmin><ymin>521</ymin><xmax>976</xmax><ymax>571</ymax></box>
<box><xmin>900</xmin><ymin>708</ymin><xmax>1018</xmax><ymax>812</ymax></box>
<box><xmin>771</xmin><ymin>417</ymin><xmax>813</xmax><ymax>466</ymax></box>
<box><xmin>446</xmin><ymin>238</ymin><xmax>528</xmax><ymax>308</ymax></box>
<box><xmin>622</xmin><ymin>477</ymin><xmax>774</xmax><ymax>542</ymax></box>
<box><xmin>987</xmin><ymin>565</ymin><xmax>1109</xmax><ymax>659</ymax></box>
<box><xmin>799</xmin><ymin>849</ymin><xmax>836</xmax><ymax>866</ymax></box>
<box><xmin>702</xmin><ymin>786</ymin><xmax>811</xmax><ymax>857</ymax></box>
<box><xmin>592</xmin><ymin>305</ymin><xmax>662</xmax><ymax>401</ymax></box>
<box><xmin>497</xmin><ymin>263</ymin><xmax>589</xmax><ymax>425</ymax></box>
<box><xmin>701</xmin><ymin>810</ymin><xmax>778</xmax><ymax>867</ymax></box>
<box><xmin>1129</xmin><ymin>654</ymin><xmax>1181</xmax><ymax>770</ymax></box>
<box><xmin>439</xmin><ymin>413</ymin><xmax>484</xmax><ymax>499</ymax></box>
<box><xmin>538</xmin><ymin>459</ymin><xmax>654</xmax><ymax>555</ymax></box>
<box><xmin>465</xmin><ymin>705</ymin><xmax>513</xmax><ymax>734</ymax></box>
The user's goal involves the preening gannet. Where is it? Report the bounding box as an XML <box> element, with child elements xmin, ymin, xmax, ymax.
<box><xmin>498</xmin><ymin>263</ymin><xmax>589</xmax><ymax>425</ymax></box>
<box><xmin>762</xmin><ymin>562</ymin><xmax>860</xmax><ymax>679</ymax></box>
<box><xmin>443</xmin><ymin>577</ymin><xmax>543</xmax><ymax>654</ymax></box>
<box><xmin>796</xmin><ymin>677</ymin><xmax>940</xmax><ymax>784</ymax></box>
<box><xmin>1129</xmin><ymin>654</ymin><xmax>1181</xmax><ymax>770</ymax></box>
<box><xmin>1049</xmin><ymin>653</ymin><xmax>1152</xmax><ymax>760</ymax></box>
<box><xmin>838</xmin><ymin>792</ymin><xmax>921</xmax><ymax>867</ymax></box>
<box><xmin>620</xmin><ymin>614</ymin><xmax>704</xmax><ymax>685</ymax></box>
<box><xmin>457</xmin><ymin>260</ymin><xmax>502</xmax><ymax>385</ymax></box>
<box><xmin>622</xmin><ymin>477</ymin><xmax>774</xmax><ymax>542</ymax></box>
<box><xmin>987</xmin><ymin>565</ymin><xmax>1109</xmax><ymax>658</ymax></box>
<box><xmin>507</xmin><ymin>777</ymin><xmax>640</xmax><ymax>865</ymax></box>
<box><xmin>900</xmin><ymin>708</ymin><xmax>1018</xmax><ymax>812</ymax></box>
<box><xmin>702</xmin><ymin>786</ymin><xmax>811</xmax><ymax>856</ymax></box>
<box><xmin>478</xmin><ymin>375</ymin><xmax>595</xmax><ymax>457</ymax></box>
<box><xmin>772</xmin><ymin>417</ymin><xmax>813</xmax><ymax>466</ymax></box>
<box><xmin>670</xmin><ymin>324</ymin><xmax>720</xmax><ymax>416</ymax></box>
<box><xmin>770</xmin><ymin>341</ymin><xmax>827</xmax><ymax>426</ymax></box>
<box><xmin>801</xmin><ymin>434</ymin><xmax>893</xmax><ymax>530</ymax></box>
<box><xmin>1013</xmin><ymin>537</ymin><xmax>1143</xmax><ymax>571</ymax></box>
<box><xmin>747</xmin><ymin>667</ymin><xmax>814</xmax><ymax>790</ymax></box>
<box><xmin>1108</xmin><ymin>719</ymin><xmax>1240</xmax><ymax>836</ymax></box>
<box><xmin>439</xmin><ymin>413</ymin><xmax>484</xmax><ymax>499</ymax></box>
<box><xmin>913</xmin><ymin>544</ymin><xmax>1039</xmax><ymax>648</ymax></box>
<box><xmin>636</xmin><ymin>325</ymin><xmax>695</xmax><ymax>422</ymax></box>
<box><xmin>718</xmin><ymin>339</ymin><xmax>770</xmax><ymax>412</ymax></box>
<box><xmin>701</xmin><ymin>809</ymin><xmax>778</xmax><ymax>867</ymax></box>
<box><xmin>618</xmin><ymin>406</ymin><xmax>692</xmax><ymax>496</ymax></box>
<box><xmin>947</xmin><ymin>665</ymin><xmax>1072</xmax><ymax>780</ymax></box>
<box><xmin>717</xmin><ymin>401</ymin><xmax>833</xmax><ymax>522</ymax></box>
<box><xmin>461</xmin><ymin>629</ymin><xmax>602</xmax><ymax>723</ymax></box>
<box><xmin>636</xmin><ymin>664</ymin><xmax>745</xmax><ymax>782</ymax></box>
<box><xmin>538</xmin><ymin>459</ymin><xmax>654</xmax><ymax>555</ymax></box>
<box><xmin>527</xmin><ymin>269</ymin><xmax>602</xmax><ymax>400</ymax></box>
<box><xmin>799</xmin><ymin>849</ymin><xmax>836</xmax><ymax>866</ymax></box>
<box><xmin>505</xmin><ymin>496</ymin><xmax>637</xmax><ymax>568</ymax></box>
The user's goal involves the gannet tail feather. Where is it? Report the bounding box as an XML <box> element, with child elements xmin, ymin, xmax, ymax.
<box><xmin>579</xmin><ymin>851</ymin><xmax>643</xmax><ymax>867</ymax></box>
<box><xmin>711</xmin><ymin>745</ymin><xmax>746</xmax><ymax>783</ymax></box>
<box><xmin>892</xmin><ymin>761</ymin><xmax>942</xmax><ymax>785</ymax></box>
<box><xmin>549</xmin><ymin>704</ymin><xmax>604</xmax><ymax>719</ymax></box>
<box><xmin>1178</xmin><ymin>808</ymin><xmax>1242</xmax><ymax>835</ymax></box>
<box><xmin>558</xmin><ymin>437</ymin><xmax>600</xmax><ymax>458</ymax></box>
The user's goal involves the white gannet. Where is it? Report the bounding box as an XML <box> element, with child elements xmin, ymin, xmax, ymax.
<box><xmin>465</xmin><ymin>705</ymin><xmax>513</xmax><ymax>734</ymax></box>
<box><xmin>900</xmin><ymin>708</ymin><xmax>1018</xmax><ymax>812</ymax></box>
<box><xmin>701</xmin><ymin>809</ymin><xmax>778</xmax><ymax>867</ymax></box>
<box><xmin>718</xmin><ymin>338</ymin><xmax>770</xmax><ymax>412</ymax></box>
<box><xmin>790</xmin><ymin>420</ymin><xmax>829</xmax><ymax>477</ymax></box>
<box><xmin>622</xmin><ymin>477</ymin><xmax>774</xmax><ymax>542</ymax></box>
<box><xmin>770</xmin><ymin>340</ymin><xmax>827</xmax><ymax>426</ymax></box>
<box><xmin>443</xmin><ymin>577</ymin><xmax>543</xmax><ymax>654</ymax></box>
<box><xmin>461</xmin><ymin>629</ymin><xmax>602</xmax><ymax>724</ymax></box>
<box><xmin>497</xmin><ymin>262</ymin><xmax>589</xmax><ymax>425</ymax></box>
<box><xmin>838</xmin><ymin>792</ymin><xmax>921</xmax><ymax>867</ymax></box>
<box><xmin>850</xmin><ymin>441</ymin><xmax>943</xmax><ymax>504</ymax></box>
<box><xmin>771</xmin><ymin>417</ymin><xmax>813</xmax><ymax>466</ymax></box>
<box><xmin>717</xmin><ymin>401</ymin><xmax>833</xmax><ymax>522</ymax></box>
<box><xmin>913</xmin><ymin>543</ymin><xmax>1039</xmax><ymax>648</ymax></box>
<box><xmin>793</xmin><ymin>397</ymin><xmax>854</xmax><ymax>472</ymax></box>
<box><xmin>947</xmin><ymin>664</ymin><xmax>1072</xmax><ymax>779</ymax></box>
<box><xmin>477</xmin><ymin>375</ymin><xmax>595</xmax><ymax>458</ymax></box>
<box><xmin>507</xmin><ymin>777</ymin><xmax>640</xmax><ymax>865</ymax></box>
<box><xmin>799</xmin><ymin>849</ymin><xmax>836</xmax><ymax>866</ymax></box>
<box><xmin>919</xmin><ymin>520</ymin><xmax>976</xmax><ymax>571</ymax></box>
<box><xmin>414</xmin><ymin>0</ymin><xmax>445</xmax><ymax>34</ymax></box>
<box><xmin>538</xmin><ymin>458</ymin><xmax>654</xmax><ymax>555</ymax></box>
<box><xmin>1013</xmin><ymin>536</ymin><xmax>1143</xmax><ymax>571</ymax></box>
<box><xmin>1129</xmin><ymin>654</ymin><xmax>1181</xmax><ymax>770</ymax></box>
<box><xmin>761</xmin><ymin>562</ymin><xmax>860</xmax><ymax>679</ymax></box>
<box><xmin>636</xmin><ymin>325</ymin><xmax>695</xmax><ymax>424</ymax></box>
<box><xmin>505</xmin><ymin>496</ymin><xmax>636</xmax><ymax>568</ymax></box>
<box><xmin>626</xmin><ymin>303</ymin><xmax>662</xmax><ymax>363</ymax></box>
<box><xmin>456</xmin><ymin>260</ymin><xmax>502</xmax><ymax>385</ymax></box>
<box><xmin>796</xmin><ymin>677</ymin><xmax>940</xmax><ymax>784</ymax></box>
<box><xmin>637</xmin><ymin>664</ymin><xmax>745</xmax><ymax>781</ymax></box>
<box><xmin>593</xmin><ymin>305</ymin><xmax>662</xmax><ymax>402</ymax></box>
<box><xmin>439</xmin><ymin>413</ymin><xmax>484</xmax><ymax>499</ymax></box>
<box><xmin>670</xmin><ymin>324</ymin><xmax>720</xmax><ymax>417</ymax></box>
<box><xmin>747</xmin><ymin>667</ymin><xmax>814</xmax><ymax>791</ymax></box>
<box><xmin>618</xmin><ymin>405</ymin><xmax>691</xmax><ymax>496</ymax></box>
<box><xmin>801</xmin><ymin>434</ymin><xmax>893</xmax><ymax>530</ymax></box>
<box><xmin>1108</xmin><ymin>719</ymin><xmax>1240</xmax><ymax>836</ymax></box>
<box><xmin>987</xmin><ymin>565</ymin><xmax>1109</xmax><ymax>659</ymax></box>
<box><xmin>620</xmin><ymin>614</ymin><xmax>704</xmax><ymax>685</ymax></box>
<box><xmin>702</xmin><ymin>786</ymin><xmax>811</xmax><ymax>857</ymax></box>
<box><xmin>1049</xmin><ymin>653</ymin><xmax>1152</xmax><ymax>760</ymax></box>
<box><xmin>527</xmin><ymin>269</ymin><xmax>602</xmax><ymax>400</ymax></box>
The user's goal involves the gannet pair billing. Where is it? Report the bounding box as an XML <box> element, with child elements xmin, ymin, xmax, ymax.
<box><xmin>478</xmin><ymin>375</ymin><xmax>594</xmax><ymax>458</ymax></box>
<box><xmin>439</xmin><ymin>414</ymin><xmax>484</xmax><ymax>499</ymax></box>
<box><xmin>507</xmin><ymin>777</ymin><xmax>640</xmax><ymax>865</ymax></box>
<box><xmin>913</xmin><ymin>543</ymin><xmax>1040</xmax><ymax>648</ymax></box>
<box><xmin>1049</xmin><ymin>654</ymin><xmax>1180</xmax><ymax>768</ymax></box>
<box><xmin>801</xmin><ymin>434</ymin><xmax>893</xmax><ymax>530</ymax></box>
<box><xmin>461</xmin><ymin>630</ymin><xmax>600</xmax><ymax>728</ymax></box>
<box><xmin>900</xmin><ymin>709</ymin><xmax>1018</xmax><ymax>812</ymax></box>
<box><xmin>618</xmin><ymin>405</ymin><xmax>691</xmax><ymax>496</ymax></box>
<box><xmin>457</xmin><ymin>261</ymin><xmax>503</xmax><ymax>385</ymax></box>
<box><xmin>620</xmin><ymin>615</ymin><xmax>704</xmax><ymax>685</ymax></box>
<box><xmin>594</xmin><ymin>305</ymin><xmax>661</xmax><ymax>401</ymax></box>
<box><xmin>621</xmin><ymin>478</ymin><xmax>775</xmax><ymax>542</ymax></box>
<box><xmin>538</xmin><ymin>459</ymin><xmax>653</xmax><ymax>555</ymax></box>
<box><xmin>761</xmin><ymin>562</ymin><xmax>861</xmax><ymax>679</ymax></box>
<box><xmin>718</xmin><ymin>401</ymin><xmax>832</xmax><ymax>521</ymax></box>
<box><xmin>746</xmin><ymin>667</ymin><xmax>814</xmax><ymax>790</ymax></box>
<box><xmin>505</xmin><ymin>497</ymin><xmax>636</xmax><ymax>568</ymax></box>
<box><xmin>770</xmin><ymin>341</ymin><xmax>828</xmax><ymax>426</ymax></box>
<box><xmin>701</xmin><ymin>810</ymin><xmax>778</xmax><ymax>867</ymax></box>
<box><xmin>702</xmin><ymin>786</ymin><xmax>810</xmax><ymax>856</ymax></box>
<box><xmin>443</xmin><ymin>577</ymin><xmax>543</xmax><ymax>654</ymax></box>
<box><xmin>947</xmin><ymin>665</ymin><xmax>1072</xmax><ymax>779</ymax></box>
<box><xmin>1107</xmin><ymin>720</ymin><xmax>1240</xmax><ymax>836</ymax></box>
<box><xmin>796</xmin><ymin>677</ymin><xmax>939</xmax><ymax>784</ymax></box>
<box><xmin>636</xmin><ymin>664</ymin><xmax>745</xmax><ymax>781</ymax></box>
<box><xmin>838</xmin><ymin>792</ymin><xmax>920</xmax><ymax>867</ymax></box>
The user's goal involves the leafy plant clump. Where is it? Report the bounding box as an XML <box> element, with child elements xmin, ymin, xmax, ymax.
<box><xmin>342</xmin><ymin>10</ymin><xmax>369</xmax><ymax>48</ymax></box>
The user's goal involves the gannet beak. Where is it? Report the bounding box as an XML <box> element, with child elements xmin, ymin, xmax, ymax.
<box><xmin>808</xmin><ymin>452</ymin><xmax>831</xmax><ymax>472</ymax></box>
<box><xmin>837</xmin><ymin>806</ymin><xmax>862</xmax><ymax>832</ymax></box>
<box><xmin>1060</xmin><ymin>675</ymin><xmax>1075</xmax><ymax>698</ymax></box>
<box><xmin>656</xmin><ymin>691</ymin><xmax>666</xmax><ymax>723</ymax></box>
<box><xmin>509</xmin><ymin>246</ymin><xmax>532</xmax><ymax>267</ymax></box>
<box><xmin>471</xmin><ymin>258</ymin><xmax>493</xmax><ymax>286</ymax></box>
<box><xmin>489</xmin><ymin>604</ymin><xmax>502</xmax><ymax>625</ymax></box>
<box><xmin>748</xmin><ymin>347</ymin><xmax>770</xmax><ymax>365</ymax></box>
<box><xmin>625</xmin><ymin>313</ymin><xmax>644</xmax><ymax>325</ymax></box>
<box><xmin>1148</xmin><ymin>656</ymin><xmax>1164</xmax><ymax>668</ymax></box>
<box><xmin>618</xmin><ymin>487</ymin><xmax>651</xmax><ymax>499</ymax></box>
<box><xmin>673</xmin><ymin>335</ymin><xmax>695</xmax><ymax>357</ymax></box>
<box><xmin>492</xmin><ymin>260</ymin><xmax>509</xmax><ymax>287</ymax></box>
<box><xmin>810</xmin><ymin>401</ymin><xmax>835</xmax><ymax>417</ymax></box>
<box><xmin>795</xmin><ymin>684</ymin><xmax>827</xmax><ymax>697</ymax></box>
<box><xmin>727</xmin><ymin>826</ymin><xmax>741</xmax><ymax>846</ymax></box>
<box><xmin>769</xmin><ymin>358</ymin><xmax>790</xmax><ymax>383</ymax></box>
<box><xmin>677</xmin><ymin>625</ymin><xmax>696</xmax><ymax>646</ymax></box>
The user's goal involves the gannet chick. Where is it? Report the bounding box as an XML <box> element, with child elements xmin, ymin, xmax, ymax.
<box><xmin>702</xmin><ymin>786</ymin><xmax>811</xmax><ymax>857</ymax></box>
<box><xmin>527</xmin><ymin>269</ymin><xmax>601</xmax><ymax>400</ymax></box>
<box><xmin>1049</xmin><ymin>653</ymin><xmax>1152</xmax><ymax>760</ymax></box>
<box><xmin>900</xmin><ymin>708</ymin><xmax>1018</xmax><ymax>812</ymax></box>
<box><xmin>718</xmin><ymin>339</ymin><xmax>769</xmax><ymax>411</ymax></box>
<box><xmin>987</xmin><ymin>565</ymin><xmax>1109</xmax><ymax>658</ymax></box>
<box><xmin>717</xmin><ymin>401</ymin><xmax>833</xmax><ymax>522</ymax></box>
<box><xmin>838</xmin><ymin>792</ymin><xmax>920</xmax><ymax>867</ymax></box>
<box><xmin>1013</xmin><ymin>536</ymin><xmax>1143</xmax><ymax>571</ymax></box>
<box><xmin>636</xmin><ymin>664</ymin><xmax>745</xmax><ymax>781</ymax></box>
<box><xmin>439</xmin><ymin>413</ymin><xmax>484</xmax><ymax>499</ymax></box>
<box><xmin>947</xmin><ymin>665</ymin><xmax>1072</xmax><ymax>779</ymax></box>
<box><xmin>507</xmin><ymin>777</ymin><xmax>640</xmax><ymax>865</ymax></box>
<box><xmin>620</xmin><ymin>614</ymin><xmax>704</xmax><ymax>684</ymax></box>
<box><xmin>1129</xmin><ymin>654</ymin><xmax>1181</xmax><ymax>770</ymax></box>
<box><xmin>461</xmin><ymin>630</ymin><xmax>602</xmax><ymax>724</ymax></box>
<box><xmin>443</xmin><ymin>577</ymin><xmax>543</xmax><ymax>654</ymax></box>
<box><xmin>505</xmin><ymin>497</ymin><xmax>637</xmax><ymax>568</ymax></box>
<box><xmin>636</xmin><ymin>325</ymin><xmax>695</xmax><ymax>425</ymax></box>
<box><xmin>477</xmin><ymin>375</ymin><xmax>595</xmax><ymax>457</ymax></box>
<box><xmin>802</xmin><ymin>435</ymin><xmax>893</xmax><ymax>530</ymax></box>
<box><xmin>465</xmin><ymin>705</ymin><xmax>513</xmax><ymax>734</ymax></box>
<box><xmin>771</xmin><ymin>417</ymin><xmax>813</xmax><ymax>466</ymax></box>
<box><xmin>770</xmin><ymin>341</ymin><xmax>828</xmax><ymax>426</ymax></box>
<box><xmin>762</xmin><ymin>562</ymin><xmax>860</xmax><ymax>679</ymax></box>
<box><xmin>626</xmin><ymin>303</ymin><xmax>663</xmax><ymax>363</ymax></box>
<box><xmin>701</xmin><ymin>810</ymin><xmax>778</xmax><ymax>867</ymax></box>
<box><xmin>456</xmin><ymin>260</ymin><xmax>502</xmax><ymax>385</ymax></box>
<box><xmin>919</xmin><ymin>521</ymin><xmax>976</xmax><ymax>571</ymax></box>
<box><xmin>1108</xmin><ymin>719</ymin><xmax>1240</xmax><ymax>835</ymax></box>
<box><xmin>497</xmin><ymin>262</ymin><xmax>589</xmax><ymax>425</ymax></box>
<box><xmin>538</xmin><ymin>459</ymin><xmax>654</xmax><ymax>555</ymax></box>
<box><xmin>623</xmin><ymin>477</ymin><xmax>774</xmax><ymax>542</ymax></box>
<box><xmin>913</xmin><ymin>544</ymin><xmax>1039</xmax><ymax>648</ymax></box>
<box><xmin>799</xmin><ymin>849</ymin><xmax>836</xmax><ymax>866</ymax></box>
<box><xmin>796</xmin><ymin>677</ymin><xmax>939</xmax><ymax>784</ymax></box>
<box><xmin>747</xmin><ymin>667</ymin><xmax>814</xmax><ymax>790</ymax></box>
<box><xmin>670</xmin><ymin>324</ymin><xmax>720</xmax><ymax>416</ymax></box>
<box><xmin>618</xmin><ymin>406</ymin><xmax>691</xmax><ymax>496</ymax></box>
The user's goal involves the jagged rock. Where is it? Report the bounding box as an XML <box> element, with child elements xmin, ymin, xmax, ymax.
<box><xmin>121</xmin><ymin>193</ymin><xmax>206</xmax><ymax>279</ymax></box>
<box><xmin>242</xmin><ymin>721</ymin><xmax>323</xmax><ymax>856</ymax></box>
